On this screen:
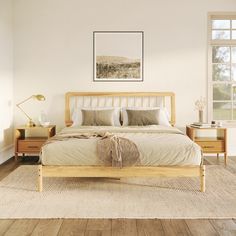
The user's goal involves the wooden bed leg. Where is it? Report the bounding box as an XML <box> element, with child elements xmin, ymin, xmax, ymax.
<box><xmin>200</xmin><ymin>165</ymin><xmax>205</xmax><ymax>192</ymax></box>
<box><xmin>224</xmin><ymin>153</ymin><xmax>227</xmax><ymax>166</ymax></box>
<box><xmin>38</xmin><ymin>165</ymin><xmax>42</xmax><ymax>192</ymax></box>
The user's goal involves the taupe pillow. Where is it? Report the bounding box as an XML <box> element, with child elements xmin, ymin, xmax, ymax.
<box><xmin>81</xmin><ymin>109</ymin><xmax>115</xmax><ymax>126</ymax></box>
<box><xmin>126</xmin><ymin>109</ymin><xmax>159</xmax><ymax>126</ymax></box>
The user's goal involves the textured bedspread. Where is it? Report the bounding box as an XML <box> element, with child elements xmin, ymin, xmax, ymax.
<box><xmin>40</xmin><ymin>125</ymin><xmax>202</xmax><ymax>166</ymax></box>
<box><xmin>42</xmin><ymin>132</ymin><xmax>140</xmax><ymax>167</ymax></box>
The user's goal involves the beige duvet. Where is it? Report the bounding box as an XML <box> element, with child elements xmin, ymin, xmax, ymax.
<box><xmin>40</xmin><ymin>125</ymin><xmax>202</xmax><ymax>166</ymax></box>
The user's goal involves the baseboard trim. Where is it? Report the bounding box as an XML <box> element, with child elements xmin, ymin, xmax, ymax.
<box><xmin>0</xmin><ymin>144</ymin><xmax>14</xmax><ymax>165</ymax></box>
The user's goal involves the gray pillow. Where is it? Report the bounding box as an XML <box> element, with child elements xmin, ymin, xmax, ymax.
<box><xmin>81</xmin><ymin>109</ymin><xmax>115</xmax><ymax>126</ymax></box>
<box><xmin>126</xmin><ymin>109</ymin><xmax>159</xmax><ymax>126</ymax></box>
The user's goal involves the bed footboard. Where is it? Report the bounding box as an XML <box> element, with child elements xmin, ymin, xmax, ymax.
<box><xmin>37</xmin><ymin>165</ymin><xmax>206</xmax><ymax>192</ymax></box>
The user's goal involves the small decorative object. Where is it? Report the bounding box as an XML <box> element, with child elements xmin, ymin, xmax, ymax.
<box><xmin>211</xmin><ymin>121</ymin><xmax>217</xmax><ymax>127</ymax></box>
<box><xmin>217</xmin><ymin>121</ymin><xmax>222</xmax><ymax>127</ymax></box>
<box><xmin>16</xmin><ymin>94</ymin><xmax>46</xmax><ymax>127</ymax></box>
<box><xmin>93</xmin><ymin>31</ymin><xmax>144</xmax><ymax>82</ymax></box>
<box><xmin>198</xmin><ymin>110</ymin><xmax>203</xmax><ymax>123</ymax></box>
<box><xmin>195</xmin><ymin>97</ymin><xmax>206</xmax><ymax>123</ymax></box>
<box><xmin>39</xmin><ymin>111</ymin><xmax>50</xmax><ymax>127</ymax></box>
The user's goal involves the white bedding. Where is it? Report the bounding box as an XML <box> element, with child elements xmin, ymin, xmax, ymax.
<box><xmin>41</xmin><ymin>125</ymin><xmax>202</xmax><ymax>166</ymax></box>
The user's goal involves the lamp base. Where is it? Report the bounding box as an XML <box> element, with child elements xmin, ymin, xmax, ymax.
<box><xmin>26</xmin><ymin>120</ymin><xmax>36</xmax><ymax>127</ymax></box>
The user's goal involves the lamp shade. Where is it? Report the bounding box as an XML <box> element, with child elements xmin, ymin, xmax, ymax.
<box><xmin>33</xmin><ymin>94</ymin><xmax>46</xmax><ymax>101</ymax></box>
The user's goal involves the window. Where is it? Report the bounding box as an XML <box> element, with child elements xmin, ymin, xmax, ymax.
<box><xmin>209</xmin><ymin>14</ymin><xmax>236</xmax><ymax>121</ymax></box>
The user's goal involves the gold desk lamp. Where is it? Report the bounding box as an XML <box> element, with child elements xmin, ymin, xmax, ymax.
<box><xmin>16</xmin><ymin>94</ymin><xmax>46</xmax><ymax>127</ymax></box>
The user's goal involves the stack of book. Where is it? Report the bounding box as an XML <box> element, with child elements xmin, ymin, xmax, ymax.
<box><xmin>190</xmin><ymin>122</ymin><xmax>212</xmax><ymax>128</ymax></box>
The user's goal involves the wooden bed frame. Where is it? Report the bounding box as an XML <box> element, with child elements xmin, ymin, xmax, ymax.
<box><xmin>38</xmin><ymin>92</ymin><xmax>205</xmax><ymax>192</ymax></box>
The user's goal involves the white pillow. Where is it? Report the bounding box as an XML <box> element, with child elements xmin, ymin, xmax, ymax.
<box><xmin>158</xmin><ymin>108</ymin><xmax>171</xmax><ymax>127</ymax></box>
<box><xmin>122</xmin><ymin>107</ymin><xmax>171</xmax><ymax>126</ymax></box>
<box><xmin>71</xmin><ymin>107</ymin><xmax>121</xmax><ymax>127</ymax></box>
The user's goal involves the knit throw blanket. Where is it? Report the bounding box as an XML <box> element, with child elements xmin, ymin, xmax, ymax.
<box><xmin>41</xmin><ymin>132</ymin><xmax>140</xmax><ymax>168</ymax></box>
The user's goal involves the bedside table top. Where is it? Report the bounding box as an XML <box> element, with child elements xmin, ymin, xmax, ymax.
<box><xmin>16</xmin><ymin>125</ymin><xmax>56</xmax><ymax>130</ymax></box>
<box><xmin>186</xmin><ymin>125</ymin><xmax>226</xmax><ymax>130</ymax></box>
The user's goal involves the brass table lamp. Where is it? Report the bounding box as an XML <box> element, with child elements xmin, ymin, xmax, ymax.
<box><xmin>16</xmin><ymin>94</ymin><xmax>46</xmax><ymax>127</ymax></box>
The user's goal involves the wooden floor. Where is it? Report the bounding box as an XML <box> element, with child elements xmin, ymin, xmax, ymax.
<box><xmin>0</xmin><ymin>156</ymin><xmax>236</xmax><ymax>236</ymax></box>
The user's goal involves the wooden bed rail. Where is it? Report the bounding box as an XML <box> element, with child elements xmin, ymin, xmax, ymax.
<box><xmin>38</xmin><ymin>165</ymin><xmax>206</xmax><ymax>193</ymax></box>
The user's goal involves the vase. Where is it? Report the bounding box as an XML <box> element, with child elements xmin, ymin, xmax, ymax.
<box><xmin>39</xmin><ymin>110</ymin><xmax>50</xmax><ymax>127</ymax></box>
<box><xmin>198</xmin><ymin>110</ymin><xmax>203</xmax><ymax>123</ymax></box>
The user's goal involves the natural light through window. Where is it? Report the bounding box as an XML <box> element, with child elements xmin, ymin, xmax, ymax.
<box><xmin>209</xmin><ymin>14</ymin><xmax>236</xmax><ymax>121</ymax></box>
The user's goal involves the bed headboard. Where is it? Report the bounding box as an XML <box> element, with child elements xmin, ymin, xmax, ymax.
<box><xmin>65</xmin><ymin>92</ymin><xmax>176</xmax><ymax>127</ymax></box>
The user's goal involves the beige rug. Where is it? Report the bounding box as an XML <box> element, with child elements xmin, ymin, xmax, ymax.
<box><xmin>0</xmin><ymin>165</ymin><xmax>235</xmax><ymax>219</ymax></box>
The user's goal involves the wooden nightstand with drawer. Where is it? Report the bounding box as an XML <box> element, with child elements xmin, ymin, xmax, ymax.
<box><xmin>186</xmin><ymin>126</ymin><xmax>227</xmax><ymax>165</ymax></box>
<box><xmin>15</xmin><ymin>125</ymin><xmax>56</xmax><ymax>160</ymax></box>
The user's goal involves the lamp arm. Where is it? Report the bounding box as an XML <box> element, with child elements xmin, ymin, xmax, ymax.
<box><xmin>17</xmin><ymin>105</ymin><xmax>32</xmax><ymax>121</ymax></box>
<box><xmin>16</xmin><ymin>95</ymin><xmax>33</xmax><ymax>107</ymax></box>
<box><xmin>16</xmin><ymin>96</ymin><xmax>34</xmax><ymax>121</ymax></box>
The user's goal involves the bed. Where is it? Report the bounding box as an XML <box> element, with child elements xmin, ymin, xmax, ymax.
<box><xmin>38</xmin><ymin>92</ymin><xmax>205</xmax><ymax>192</ymax></box>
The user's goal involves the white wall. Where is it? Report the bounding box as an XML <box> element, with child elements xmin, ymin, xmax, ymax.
<box><xmin>13</xmin><ymin>1</ymin><xmax>236</xmax><ymax>151</ymax></box>
<box><xmin>0</xmin><ymin>0</ymin><xmax>14</xmax><ymax>164</ymax></box>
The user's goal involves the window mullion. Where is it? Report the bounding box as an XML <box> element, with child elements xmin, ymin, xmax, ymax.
<box><xmin>230</xmin><ymin>20</ymin><xmax>232</xmax><ymax>40</ymax></box>
<box><xmin>230</xmin><ymin>46</ymin><xmax>234</xmax><ymax>120</ymax></box>
<box><xmin>231</xmin><ymin>85</ymin><xmax>234</xmax><ymax>120</ymax></box>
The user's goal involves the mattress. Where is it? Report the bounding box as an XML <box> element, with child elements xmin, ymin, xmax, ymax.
<box><xmin>40</xmin><ymin>125</ymin><xmax>202</xmax><ymax>166</ymax></box>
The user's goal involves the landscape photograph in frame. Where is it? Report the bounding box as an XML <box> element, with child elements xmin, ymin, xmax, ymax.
<box><xmin>93</xmin><ymin>31</ymin><xmax>144</xmax><ymax>82</ymax></box>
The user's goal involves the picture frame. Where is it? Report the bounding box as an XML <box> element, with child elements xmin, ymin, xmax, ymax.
<box><xmin>93</xmin><ymin>31</ymin><xmax>144</xmax><ymax>82</ymax></box>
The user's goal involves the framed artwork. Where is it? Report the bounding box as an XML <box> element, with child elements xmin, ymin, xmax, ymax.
<box><xmin>93</xmin><ymin>31</ymin><xmax>144</xmax><ymax>82</ymax></box>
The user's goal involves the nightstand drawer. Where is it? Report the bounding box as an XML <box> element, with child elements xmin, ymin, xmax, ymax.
<box><xmin>18</xmin><ymin>140</ymin><xmax>45</xmax><ymax>152</ymax></box>
<box><xmin>196</xmin><ymin>141</ymin><xmax>224</xmax><ymax>152</ymax></box>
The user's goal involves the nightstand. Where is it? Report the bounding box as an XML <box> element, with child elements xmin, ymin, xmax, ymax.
<box><xmin>186</xmin><ymin>126</ymin><xmax>227</xmax><ymax>165</ymax></box>
<box><xmin>15</xmin><ymin>125</ymin><xmax>56</xmax><ymax>161</ymax></box>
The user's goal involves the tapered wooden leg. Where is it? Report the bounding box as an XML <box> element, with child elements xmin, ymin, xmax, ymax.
<box><xmin>38</xmin><ymin>165</ymin><xmax>42</xmax><ymax>192</ymax></box>
<box><xmin>200</xmin><ymin>165</ymin><xmax>205</xmax><ymax>192</ymax></box>
<box><xmin>224</xmin><ymin>153</ymin><xmax>227</xmax><ymax>166</ymax></box>
<box><xmin>217</xmin><ymin>153</ymin><xmax>219</xmax><ymax>161</ymax></box>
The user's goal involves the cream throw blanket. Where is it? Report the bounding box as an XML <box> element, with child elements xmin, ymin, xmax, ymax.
<box><xmin>41</xmin><ymin>132</ymin><xmax>140</xmax><ymax>168</ymax></box>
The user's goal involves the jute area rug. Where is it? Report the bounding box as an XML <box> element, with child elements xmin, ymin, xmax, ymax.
<box><xmin>0</xmin><ymin>165</ymin><xmax>235</xmax><ymax>219</ymax></box>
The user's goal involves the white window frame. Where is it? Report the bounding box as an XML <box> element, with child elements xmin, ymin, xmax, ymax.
<box><xmin>208</xmin><ymin>12</ymin><xmax>236</xmax><ymax>123</ymax></box>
